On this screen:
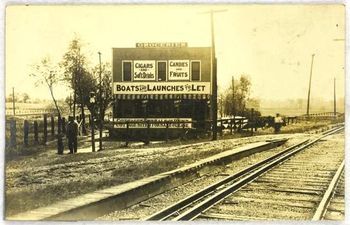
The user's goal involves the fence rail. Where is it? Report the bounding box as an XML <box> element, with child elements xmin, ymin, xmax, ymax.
<box><xmin>5</xmin><ymin>111</ymin><xmax>343</xmax><ymax>153</ymax></box>
<box><xmin>297</xmin><ymin>112</ymin><xmax>344</xmax><ymax>120</ymax></box>
<box><xmin>5</xmin><ymin>108</ymin><xmax>57</xmax><ymax>116</ymax></box>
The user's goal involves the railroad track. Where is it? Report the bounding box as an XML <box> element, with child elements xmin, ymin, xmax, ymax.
<box><xmin>145</xmin><ymin>125</ymin><xmax>344</xmax><ymax>221</ymax></box>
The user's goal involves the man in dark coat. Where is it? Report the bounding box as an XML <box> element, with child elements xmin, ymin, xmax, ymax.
<box><xmin>274</xmin><ymin>113</ymin><xmax>283</xmax><ymax>133</ymax></box>
<box><xmin>66</xmin><ymin>116</ymin><xmax>79</xmax><ymax>154</ymax></box>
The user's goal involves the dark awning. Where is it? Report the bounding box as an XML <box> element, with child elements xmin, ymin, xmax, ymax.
<box><xmin>115</xmin><ymin>94</ymin><xmax>210</xmax><ymax>100</ymax></box>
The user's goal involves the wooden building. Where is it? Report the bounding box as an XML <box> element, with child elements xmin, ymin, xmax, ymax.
<box><xmin>110</xmin><ymin>42</ymin><xmax>212</xmax><ymax>140</ymax></box>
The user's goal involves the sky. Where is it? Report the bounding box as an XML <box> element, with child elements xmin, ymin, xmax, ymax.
<box><xmin>5</xmin><ymin>4</ymin><xmax>345</xmax><ymax>101</ymax></box>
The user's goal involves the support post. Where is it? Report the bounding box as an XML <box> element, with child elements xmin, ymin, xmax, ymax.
<box><xmin>220</xmin><ymin>119</ymin><xmax>223</xmax><ymax>136</ymax></box>
<box><xmin>98</xmin><ymin>51</ymin><xmax>103</xmax><ymax>151</ymax></box>
<box><xmin>51</xmin><ymin>115</ymin><xmax>55</xmax><ymax>137</ymax></box>
<box><xmin>23</xmin><ymin>120</ymin><xmax>29</xmax><ymax>147</ymax></box>
<box><xmin>165</xmin><ymin>122</ymin><xmax>169</xmax><ymax>142</ymax></box>
<box><xmin>126</xmin><ymin>122</ymin><xmax>129</xmax><ymax>147</ymax></box>
<box><xmin>33</xmin><ymin>121</ymin><xmax>38</xmax><ymax>144</ymax></box>
<box><xmin>251</xmin><ymin>108</ymin><xmax>254</xmax><ymax>136</ymax></box>
<box><xmin>146</xmin><ymin>121</ymin><xmax>150</xmax><ymax>145</ymax></box>
<box><xmin>10</xmin><ymin>119</ymin><xmax>16</xmax><ymax>148</ymax></box>
<box><xmin>91</xmin><ymin>114</ymin><xmax>95</xmax><ymax>152</ymax></box>
<box><xmin>43</xmin><ymin>114</ymin><xmax>47</xmax><ymax>145</ymax></box>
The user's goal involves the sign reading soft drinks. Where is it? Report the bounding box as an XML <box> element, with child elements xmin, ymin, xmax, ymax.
<box><xmin>168</xmin><ymin>60</ymin><xmax>190</xmax><ymax>81</ymax></box>
<box><xmin>133</xmin><ymin>60</ymin><xmax>156</xmax><ymax>81</ymax></box>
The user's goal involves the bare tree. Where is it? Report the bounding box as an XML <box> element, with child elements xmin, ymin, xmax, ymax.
<box><xmin>90</xmin><ymin>62</ymin><xmax>113</xmax><ymax>121</ymax></box>
<box><xmin>22</xmin><ymin>93</ymin><xmax>30</xmax><ymax>103</ymax></box>
<box><xmin>60</xmin><ymin>37</ymin><xmax>89</xmax><ymax>134</ymax></box>
<box><xmin>223</xmin><ymin>75</ymin><xmax>255</xmax><ymax>117</ymax></box>
<box><xmin>30</xmin><ymin>56</ymin><xmax>64</xmax><ymax>154</ymax></box>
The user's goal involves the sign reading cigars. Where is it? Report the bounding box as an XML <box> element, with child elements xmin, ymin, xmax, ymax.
<box><xmin>133</xmin><ymin>60</ymin><xmax>156</xmax><ymax>81</ymax></box>
<box><xmin>168</xmin><ymin>60</ymin><xmax>190</xmax><ymax>81</ymax></box>
<box><xmin>114</xmin><ymin>82</ymin><xmax>211</xmax><ymax>94</ymax></box>
<box><xmin>114</xmin><ymin>118</ymin><xmax>192</xmax><ymax>129</ymax></box>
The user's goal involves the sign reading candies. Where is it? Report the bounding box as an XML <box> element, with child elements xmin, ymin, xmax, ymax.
<box><xmin>168</xmin><ymin>60</ymin><xmax>190</xmax><ymax>81</ymax></box>
<box><xmin>133</xmin><ymin>60</ymin><xmax>156</xmax><ymax>81</ymax></box>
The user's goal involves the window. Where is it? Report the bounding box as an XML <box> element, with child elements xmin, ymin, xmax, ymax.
<box><xmin>123</xmin><ymin>61</ymin><xmax>132</xmax><ymax>81</ymax></box>
<box><xmin>191</xmin><ymin>61</ymin><xmax>200</xmax><ymax>81</ymax></box>
<box><xmin>157</xmin><ymin>61</ymin><xmax>167</xmax><ymax>81</ymax></box>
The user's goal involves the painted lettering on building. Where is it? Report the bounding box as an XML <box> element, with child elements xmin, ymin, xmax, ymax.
<box><xmin>113</xmin><ymin>118</ymin><xmax>192</xmax><ymax>129</ymax></box>
<box><xmin>168</xmin><ymin>60</ymin><xmax>190</xmax><ymax>81</ymax></box>
<box><xmin>136</xmin><ymin>42</ymin><xmax>188</xmax><ymax>48</ymax></box>
<box><xmin>113</xmin><ymin>82</ymin><xmax>211</xmax><ymax>94</ymax></box>
<box><xmin>133</xmin><ymin>60</ymin><xmax>156</xmax><ymax>81</ymax></box>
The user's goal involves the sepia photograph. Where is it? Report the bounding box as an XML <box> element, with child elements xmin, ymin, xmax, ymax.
<box><xmin>3</xmin><ymin>3</ymin><xmax>346</xmax><ymax>222</ymax></box>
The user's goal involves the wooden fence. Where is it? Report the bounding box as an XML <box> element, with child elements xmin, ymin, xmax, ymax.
<box><xmin>5</xmin><ymin>114</ymin><xmax>68</xmax><ymax>149</ymax></box>
<box><xmin>297</xmin><ymin>112</ymin><xmax>344</xmax><ymax>120</ymax></box>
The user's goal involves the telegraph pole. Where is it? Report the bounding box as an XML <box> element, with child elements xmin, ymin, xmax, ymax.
<box><xmin>210</xmin><ymin>10</ymin><xmax>218</xmax><ymax>140</ymax></box>
<box><xmin>306</xmin><ymin>54</ymin><xmax>315</xmax><ymax>116</ymax></box>
<box><xmin>12</xmin><ymin>87</ymin><xmax>15</xmax><ymax>116</ymax></box>
<box><xmin>334</xmin><ymin>77</ymin><xmax>336</xmax><ymax>116</ymax></box>
<box><xmin>232</xmin><ymin>76</ymin><xmax>235</xmax><ymax>117</ymax></box>
<box><xmin>201</xmin><ymin>9</ymin><xmax>226</xmax><ymax>141</ymax></box>
<box><xmin>200</xmin><ymin>9</ymin><xmax>226</xmax><ymax>140</ymax></box>
<box><xmin>98</xmin><ymin>52</ymin><xmax>103</xmax><ymax>151</ymax></box>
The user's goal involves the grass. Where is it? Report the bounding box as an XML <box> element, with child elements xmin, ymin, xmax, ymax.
<box><xmin>5</xmin><ymin>119</ymin><xmax>342</xmax><ymax>217</ymax></box>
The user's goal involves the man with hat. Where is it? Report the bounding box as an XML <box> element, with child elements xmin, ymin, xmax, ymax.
<box><xmin>66</xmin><ymin>115</ymin><xmax>79</xmax><ymax>154</ymax></box>
<box><xmin>274</xmin><ymin>113</ymin><xmax>283</xmax><ymax>133</ymax></box>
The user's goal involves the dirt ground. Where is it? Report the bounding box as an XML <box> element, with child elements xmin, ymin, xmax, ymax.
<box><xmin>4</xmin><ymin>120</ymin><xmax>338</xmax><ymax>216</ymax></box>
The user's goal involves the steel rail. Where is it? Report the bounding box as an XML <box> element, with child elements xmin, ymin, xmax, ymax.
<box><xmin>170</xmin><ymin>126</ymin><xmax>344</xmax><ymax>221</ymax></box>
<box><xmin>144</xmin><ymin>139</ymin><xmax>309</xmax><ymax>221</ymax></box>
<box><xmin>312</xmin><ymin>160</ymin><xmax>345</xmax><ymax>220</ymax></box>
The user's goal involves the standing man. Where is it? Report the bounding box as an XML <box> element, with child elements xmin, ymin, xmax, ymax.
<box><xmin>66</xmin><ymin>116</ymin><xmax>79</xmax><ymax>154</ymax></box>
<box><xmin>274</xmin><ymin>113</ymin><xmax>283</xmax><ymax>133</ymax></box>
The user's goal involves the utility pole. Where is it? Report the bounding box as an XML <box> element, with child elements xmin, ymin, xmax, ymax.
<box><xmin>201</xmin><ymin>9</ymin><xmax>226</xmax><ymax>141</ymax></box>
<box><xmin>98</xmin><ymin>52</ymin><xmax>103</xmax><ymax>151</ymax></box>
<box><xmin>69</xmin><ymin>94</ymin><xmax>72</xmax><ymax>113</ymax></box>
<box><xmin>306</xmin><ymin>54</ymin><xmax>315</xmax><ymax>117</ymax></box>
<box><xmin>232</xmin><ymin>76</ymin><xmax>235</xmax><ymax>118</ymax></box>
<box><xmin>334</xmin><ymin>77</ymin><xmax>336</xmax><ymax>116</ymax></box>
<box><xmin>12</xmin><ymin>87</ymin><xmax>15</xmax><ymax>116</ymax></box>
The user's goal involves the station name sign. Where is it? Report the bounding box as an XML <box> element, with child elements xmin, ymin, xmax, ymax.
<box><xmin>113</xmin><ymin>118</ymin><xmax>192</xmax><ymax>129</ymax></box>
<box><xmin>136</xmin><ymin>42</ymin><xmax>188</xmax><ymax>48</ymax></box>
<box><xmin>113</xmin><ymin>82</ymin><xmax>211</xmax><ymax>94</ymax></box>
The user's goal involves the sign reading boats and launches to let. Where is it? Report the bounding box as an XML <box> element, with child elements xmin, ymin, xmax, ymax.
<box><xmin>168</xmin><ymin>60</ymin><xmax>190</xmax><ymax>81</ymax></box>
<box><xmin>133</xmin><ymin>60</ymin><xmax>156</xmax><ymax>81</ymax></box>
<box><xmin>113</xmin><ymin>82</ymin><xmax>211</xmax><ymax>94</ymax></box>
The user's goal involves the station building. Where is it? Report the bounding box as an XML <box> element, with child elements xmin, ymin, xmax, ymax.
<box><xmin>111</xmin><ymin>42</ymin><xmax>213</xmax><ymax>140</ymax></box>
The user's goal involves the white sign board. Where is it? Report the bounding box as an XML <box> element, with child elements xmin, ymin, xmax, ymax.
<box><xmin>168</xmin><ymin>60</ymin><xmax>190</xmax><ymax>81</ymax></box>
<box><xmin>136</xmin><ymin>42</ymin><xmax>188</xmax><ymax>48</ymax></box>
<box><xmin>113</xmin><ymin>118</ymin><xmax>192</xmax><ymax>129</ymax></box>
<box><xmin>133</xmin><ymin>60</ymin><xmax>156</xmax><ymax>81</ymax></box>
<box><xmin>113</xmin><ymin>82</ymin><xmax>211</xmax><ymax>94</ymax></box>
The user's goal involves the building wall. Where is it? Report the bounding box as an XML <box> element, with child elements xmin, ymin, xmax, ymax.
<box><xmin>112</xmin><ymin>47</ymin><xmax>212</xmax><ymax>83</ymax></box>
